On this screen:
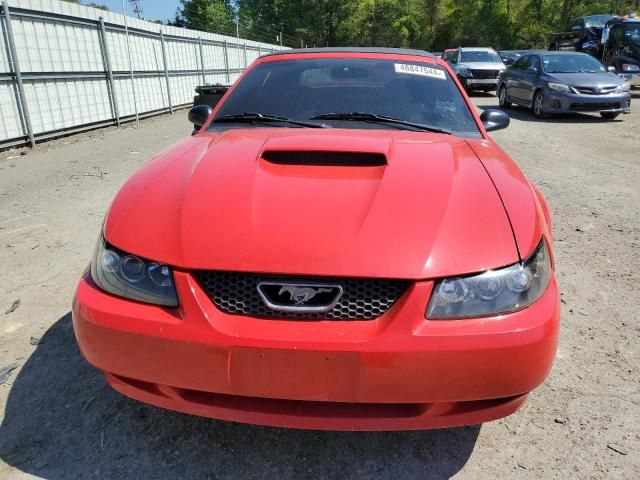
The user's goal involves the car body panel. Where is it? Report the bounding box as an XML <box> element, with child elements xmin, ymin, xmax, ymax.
<box><xmin>105</xmin><ymin>129</ymin><xmax>519</xmax><ymax>279</ymax></box>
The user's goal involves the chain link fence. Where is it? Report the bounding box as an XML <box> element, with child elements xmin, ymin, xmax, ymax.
<box><xmin>0</xmin><ymin>0</ymin><xmax>287</xmax><ymax>148</ymax></box>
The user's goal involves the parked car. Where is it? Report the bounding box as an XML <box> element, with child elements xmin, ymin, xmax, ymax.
<box><xmin>73</xmin><ymin>47</ymin><xmax>559</xmax><ymax>431</ymax></box>
<box><xmin>443</xmin><ymin>47</ymin><xmax>506</xmax><ymax>93</ymax></box>
<box><xmin>549</xmin><ymin>14</ymin><xmax>617</xmax><ymax>57</ymax></box>
<box><xmin>601</xmin><ymin>15</ymin><xmax>640</xmax><ymax>87</ymax></box>
<box><xmin>498</xmin><ymin>51</ymin><xmax>631</xmax><ymax>119</ymax></box>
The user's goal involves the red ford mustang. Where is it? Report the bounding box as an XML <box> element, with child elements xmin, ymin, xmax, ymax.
<box><xmin>73</xmin><ymin>48</ymin><xmax>559</xmax><ymax>431</ymax></box>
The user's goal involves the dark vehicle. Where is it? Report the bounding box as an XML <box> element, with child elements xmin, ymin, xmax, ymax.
<box><xmin>498</xmin><ymin>51</ymin><xmax>631</xmax><ymax>119</ymax></box>
<box><xmin>601</xmin><ymin>15</ymin><xmax>640</xmax><ymax>87</ymax></box>
<box><xmin>192</xmin><ymin>84</ymin><xmax>230</xmax><ymax>130</ymax></box>
<box><xmin>549</xmin><ymin>14</ymin><xmax>617</xmax><ymax>57</ymax></box>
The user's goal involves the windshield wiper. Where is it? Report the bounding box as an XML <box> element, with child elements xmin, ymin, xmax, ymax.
<box><xmin>212</xmin><ymin>112</ymin><xmax>329</xmax><ymax>129</ymax></box>
<box><xmin>310</xmin><ymin>112</ymin><xmax>451</xmax><ymax>134</ymax></box>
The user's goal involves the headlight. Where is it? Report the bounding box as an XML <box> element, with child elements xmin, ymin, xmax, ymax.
<box><xmin>616</xmin><ymin>82</ymin><xmax>631</xmax><ymax>93</ymax></box>
<box><xmin>457</xmin><ymin>66</ymin><xmax>473</xmax><ymax>78</ymax></box>
<box><xmin>621</xmin><ymin>63</ymin><xmax>640</xmax><ymax>72</ymax></box>
<box><xmin>548</xmin><ymin>82</ymin><xmax>570</xmax><ymax>93</ymax></box>
<box><xmin>90</xmin><ymin>238</ymin><xmax>178</xmax><ymax>306</ymax></box>
<box><xmin>427</xmin><ymin>239</ymin><xmax>551</xmax><ymax>319</ymax></box>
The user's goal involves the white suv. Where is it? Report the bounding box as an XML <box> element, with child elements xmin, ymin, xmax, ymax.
<box><xmin>445</xmin><ymin>47</ymin><xmax>506</xmax><ymax>93</ymax></box>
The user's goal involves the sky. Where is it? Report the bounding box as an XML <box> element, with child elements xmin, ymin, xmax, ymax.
<box><xmin>97</xmin><ymin>1</ymin><xmax>181</xmax><ymax>23</ymax></box>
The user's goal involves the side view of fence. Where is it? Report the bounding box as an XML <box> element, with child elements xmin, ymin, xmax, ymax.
<box><xmin>0</xmin><ymin>0</ymin><xmax>287</xmax><ymax>148</ymax></box>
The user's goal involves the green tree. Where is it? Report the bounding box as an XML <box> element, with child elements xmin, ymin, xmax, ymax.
<box><xmin>62</xmin><ymin>0</ymin><xmax>108</xmax><ymax>10</ymax></box>
<box><xmin>177</xmin><ymin>0</ymin><xmax>236</xmax><ymax>35</ymax></box>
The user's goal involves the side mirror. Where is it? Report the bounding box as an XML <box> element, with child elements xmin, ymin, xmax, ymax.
<box><xmin>526</xmin><ymin>66</ymin><xmax>538</xmax><ymax>74</ymax></box>
<box><xmin>601</xmin><ymin>27</ymin><xmax>610</xmax><ymax>44</ymax></box>
<box><xmin>189</xmin><ymin>104</ymin><xmax>213</xmax><ymax>132</ymax></box>
<box><xmin>480</xmin><ymin>109</ymin><xmax>510</xmax><ymax>132</ymax></box>
<box><xmin>608</xmin><ymin>66</ymin><xmax>617</xmax><ymax>73</ymax></box>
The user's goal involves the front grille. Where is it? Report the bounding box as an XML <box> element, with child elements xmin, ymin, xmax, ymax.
<box><xmin>470</xmin><ymin>69</ymin><xmax>499</xmax><ymax>79</ymax></box>
<box><xmin>570</xmin><ymin>102</ymin><xmax>620</xmax><ymax>111</ymax></box>
<box><xmin>573</xmin><ymin>85</ymin><xmax>618</xmax><ymax>95</ymax></box>
<box><xmin>194</xmin><ymin>271</ymin><xmax>410</xmax><ymax>320</ymax></box>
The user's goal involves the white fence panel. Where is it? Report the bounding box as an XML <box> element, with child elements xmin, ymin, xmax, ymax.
<box><xmin>0</xmin><ymin>84</ymin><xmax>23</xmax><ymax>139</ymax></box>
<box><xmin>24</xmin><ymin>78</ymin><xmax>111</xmax><ymax>134</ymax></box>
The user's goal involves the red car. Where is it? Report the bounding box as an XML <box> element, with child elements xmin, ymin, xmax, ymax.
<box><xmin>73</xmin><ymin>48</ymin><xmax>559</xmax><ymax>431</ymax></box>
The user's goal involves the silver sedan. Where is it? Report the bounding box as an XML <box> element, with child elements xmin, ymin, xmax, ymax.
<box><xmin>498</xmin><ymin>52</ymin><xmax>631</xmax><ymax>120</ymax></box>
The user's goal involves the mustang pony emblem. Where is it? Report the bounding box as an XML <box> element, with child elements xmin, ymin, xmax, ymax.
<box><xmin>257</xmin><ymin>281</ymin><xmax>343</xmax><ymax>312</ymax></box>
<box><xmin>278</xmin><ymin>286</ymin><xmax>332</xmax><ymax>305</ymax></box>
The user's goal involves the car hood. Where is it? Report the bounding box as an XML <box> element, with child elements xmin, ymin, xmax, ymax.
<box><xmin>546</xmin><ymin>71</ymin><xmax>623</xmax><ymax>86</ymax></box>
<box><xmin>459</xmin><ymin>62</ymin><xmax>505</xmax><ymax>70</ymax></box>
<box><xmin>105</xmin><ymin>129</ymin><xmax>520</xmax><ymax>279</ymax></box>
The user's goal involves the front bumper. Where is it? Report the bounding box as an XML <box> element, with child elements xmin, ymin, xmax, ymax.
<box><xmin>72</xmin><ymin>271</ymin><xmax>560</xmax><ymax>431</ymax></box>
<box><xmin>545</xmin><ymin>90</ymin><xmax>631</xmax><ymax>114</ymax></box>
<box><xmin>465</xmin><ymin>78</ymin><xmax>499</xmax><ymax>90</ymax></box>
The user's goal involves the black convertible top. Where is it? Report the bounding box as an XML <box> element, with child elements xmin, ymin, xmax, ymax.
<box><xmin>260</xmin><ymin>47</ymin><xmax>435</xmax><ymax>59</ymax></box>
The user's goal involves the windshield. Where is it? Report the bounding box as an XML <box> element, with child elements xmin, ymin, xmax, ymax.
<box><xmin>584</xmin><ymin>15</ymin><xmax>614</xmax><ymax>28</ymax></box>
<box><xmin>542</xmin><ymin>54</ymin><xmax>607</xmax><ymax>73</ymax></box>
<box><xmin>459</xmin><ymin>51</ymin><xmax>502</xmax><ymax>63</ymax></box>
<box><xmin>213</xmin><ymin>58</ymin><xmax>481</xmax><ymax>137</ymax></box>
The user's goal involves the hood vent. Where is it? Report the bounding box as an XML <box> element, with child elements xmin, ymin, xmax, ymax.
<box><xmin>261</xmin><ymin>150</ymin><xmax>387</xmax><ymax>167</ymax></box>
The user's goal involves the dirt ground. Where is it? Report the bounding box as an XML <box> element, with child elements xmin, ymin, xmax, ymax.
<box><xmin>1</xmin><ymin>92</ymin><xmax>639</xmax><ymax>479</ymax></box>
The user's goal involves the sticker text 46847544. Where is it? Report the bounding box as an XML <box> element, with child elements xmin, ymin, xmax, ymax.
<box><xmin>394</xmin><ymin>63</ymin><xmax>446</xmax><ymax>80</ymax></box>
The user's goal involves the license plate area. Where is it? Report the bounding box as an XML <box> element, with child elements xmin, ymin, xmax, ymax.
<box><xmin>229</xmin><ymin>348</ymin><xmax>361</xmax><ymax>401</ymax></box>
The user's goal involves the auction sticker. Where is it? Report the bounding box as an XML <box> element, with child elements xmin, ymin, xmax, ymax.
<box><xmin>394</xmin><ymin>63</ymin><xmax>446</xmax><ymax>80</ymax></box>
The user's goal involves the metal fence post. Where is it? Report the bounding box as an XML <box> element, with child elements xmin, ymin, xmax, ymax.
<box><xmin>160</xmin><ymin>31</ymin><xmax>173</xmax><ymax>114</ymax></box>
<box><xmin>243</xmin><ymin>42</ymin><xmax>247</xmax><ymax>69</ymax></box>
<box><xmin>2</xmin><ymin>1</ymin><xmax>35</xmax><ymax>147</ymax></box>
<box><xmin>99</xmin><ymin>17</ymin><xmax>120</xmax><ymax>126</ymax></box>
<box><xmin>198</xmin><ymin>37</ymin><xmax>205</xmax><ymax>85</ymax></box>
<box><xmin>223</xmin><ymin>40</ymin><xmax>230</xmax><ymax>84</ymax></box>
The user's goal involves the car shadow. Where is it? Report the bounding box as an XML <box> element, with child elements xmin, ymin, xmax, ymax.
<box><xmin>0</xmin><ymin>313</ymin><xmax>480</xmax><ymax>479</ymax></box>
<box><xmin>476</xmin><ymin>104</ymin><xmax>626</xmax><ymax>124</ymax></box>
<box><xmin>467</xmin><ymin>91</ymin><xmax>496</xmax><ymax>99</ymax></box>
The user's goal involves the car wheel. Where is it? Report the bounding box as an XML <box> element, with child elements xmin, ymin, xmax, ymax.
<box><xmin>600</xmin><ymin>112</ymin><xmax>620</xmax><ymax>120</ymax></box>
<box><xmin>532</xmin><ymin>91</ymin><xmax>546</xmax><ymax>118</ymax></box>
<box><xmin>498</xmin><ymin>86</ymin><xmax>511</xmax><ymax>109</ymax></box>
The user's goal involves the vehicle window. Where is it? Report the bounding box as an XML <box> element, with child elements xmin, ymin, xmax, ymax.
<box><xmin>542</xmin><ymin>54</ymin><xmax>607</xmax><ymax>73</ymax></box>
<box><xmin>612</xmin><ymin>25</ymin><xmax>623</xmax><ymax>42</ymax></box>
<box><xmin>459</xmin><ymin>51</ymin><xmax>502</xmax><ymax>63</ymax></box>
<box><xmin>511</xmin><ymin>56</ymin><xmax>530</xmax><ymax>70</ymax></box>
<box><xmin>213</xmin><ymin>58</ymin><xmax>481</xmax><ymax>137</ymax></box>
<box><xmin>625</xmin><ymin>24</ymin><xmax>640</xmax><ymax>40</ymax></box>
<box><xmin>527</xmin><ymin>56</ymin><xmax>541</xmax><ymax>71</ymax></box>
<box><xmin>584</xmin><ymin>15</ymin><xmax>615</xmax><ymax>28</ymax></box>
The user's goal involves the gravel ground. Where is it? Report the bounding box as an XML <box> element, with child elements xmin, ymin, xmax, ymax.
<box><xmin>0</xmin><ymin>93</ymin><xmax>639</xmax><ymax>479</ymax></box>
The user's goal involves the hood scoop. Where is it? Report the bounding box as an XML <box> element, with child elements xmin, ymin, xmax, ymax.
<box><xmin>261</xmin><ymin>150</ymin><xmax>387</xmax><ymax>167</ymax></box>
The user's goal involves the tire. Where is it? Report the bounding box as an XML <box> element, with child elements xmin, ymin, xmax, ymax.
<box><xmin>532</xmin><ymin>90</ymin><xmax>546</xmax><ymax>118</ymax></box>
<box><xmin>498</xmin><ymin>85</ymin><xmax>511</xmax><ymax>109</ymax></box>
<box><xmin>600</xmin><ymin>112</ymin><xmax>620</xmax><ymax>120</ymax></box>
